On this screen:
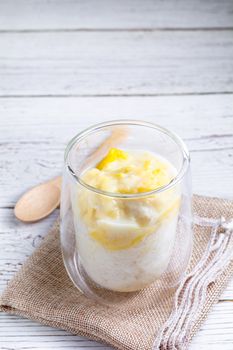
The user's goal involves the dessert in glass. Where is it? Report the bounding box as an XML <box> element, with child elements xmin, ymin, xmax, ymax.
<box><xmin>60</xmin><ymin>121</ymin><xmax>192</xmax><ymax>301</ymax></box>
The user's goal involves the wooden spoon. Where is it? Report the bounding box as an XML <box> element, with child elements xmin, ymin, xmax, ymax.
<box><xmin>14</xmin><ymin>177</ymin><xmax>62</xmax><ymax>223</ymax></box>
<box><xmin>14</xmin><ymin>126</ymin><xmax>128</xmax><ymax>223</ymax></box>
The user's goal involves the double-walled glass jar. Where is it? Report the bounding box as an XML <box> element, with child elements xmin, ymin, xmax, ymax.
<box><xmin>60</xmin><ymin>121</ymin><xmax>192</xmax><ymax>303</ymax></box>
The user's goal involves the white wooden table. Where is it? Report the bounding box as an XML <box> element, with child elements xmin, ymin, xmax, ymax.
<box><xmin>0</xmin><ymin>1</ymin><xmax>233</xmax><ymax>349</ymax></box>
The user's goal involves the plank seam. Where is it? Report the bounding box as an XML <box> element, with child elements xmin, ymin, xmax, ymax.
<box><xmin>0</xmin><ymin>28</ymin><xmax>233</xmax><ymax>34</ymax></box>
<box><xmin>0</xmin><ymin>92</ymin><xmax>233</xmax><ymax>98</ymax></box>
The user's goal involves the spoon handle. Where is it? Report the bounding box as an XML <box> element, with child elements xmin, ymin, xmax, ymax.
<box><xmin>49</xmin><ymin>176</ymin><xmax>62</xmax><ymax>189</ymax></box>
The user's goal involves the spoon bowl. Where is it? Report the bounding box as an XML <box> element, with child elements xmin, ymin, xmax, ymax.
<box><xmin>14</xmin><ymin>177</ymin><xmax>61</xmax><ymax>223</ymax></box>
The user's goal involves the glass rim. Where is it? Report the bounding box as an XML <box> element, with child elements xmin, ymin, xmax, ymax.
<box><xmin>64</xmin><ymin>120</ymin><xmax>190</xmax><ymax>198</ymax></box>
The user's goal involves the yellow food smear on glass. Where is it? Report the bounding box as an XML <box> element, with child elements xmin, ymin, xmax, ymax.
<box><xmin>77</xmin><ymin>148</ymin><xmax>180</xmax><ymax>251</ymax></box>
<box><xmin>89</xmin><ymin>198</ymin><xmax>180</xmax><ymax>250</ymax></box>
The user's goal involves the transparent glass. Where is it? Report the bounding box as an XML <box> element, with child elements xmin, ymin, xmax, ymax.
<box><xmin>60</xmin><ymin>120</ymin><xmax>192</xmax><ymax>304</ymax></box>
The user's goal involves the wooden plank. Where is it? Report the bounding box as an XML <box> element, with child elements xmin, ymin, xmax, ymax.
<box><xmin>1</xmin><ymin>95</ymin><xmax>233</xmax><ymax>207</ymax></box>
<box><xmin>0</xmin><ymin>133</ymin><xmax>232</xmax><ymax>204</ymax></box>
<box><xmin>0</xmin><ymin>302</ymin><xmax>233</xmax><ymax>349</ymax></box>
<box><xmin>0</xmin><ymin>0</ymin><xmax>232</xmax><ymax>31</ymax></box>
<box><xmin>191</xmin><ymin>302</ymin><xmax>233</xmax><ymax>349</ymax></box>
<box><xmin>0</xmin><ymin>31</ymin><xmax>233</xmax><ymax>96</ymax></box>
<box><xmin>0</xmin><ymin>313</ymin><xmax>110</xmax><ymax>348</ymax></box>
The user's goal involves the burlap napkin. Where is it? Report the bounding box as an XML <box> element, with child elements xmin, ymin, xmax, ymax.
<box><xmin>1</xmin><ymin>195</ymin><xmax>233</xmax><ymax>350</ymax></box>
